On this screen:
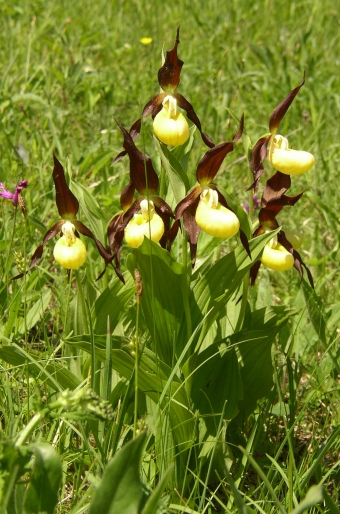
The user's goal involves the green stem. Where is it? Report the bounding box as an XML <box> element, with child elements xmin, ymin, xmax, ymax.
<box><xmin>15</xmin><ymin>410</ymin><xmax>47</xmax><ymax>446</ymax></box>
<box><xmin>75</xmin><ymin>270</ymin><xmax>89</xmax><ymax>334</ymax></box>
<box><xmin>133</xmin><ymin>271</ymin><xmax>142</xmax><ymax>438</ymax></box>
<box><xmin>234</xmin><ymin>273</ymin><xmax>249</xmax><ymax>333</ymax></box>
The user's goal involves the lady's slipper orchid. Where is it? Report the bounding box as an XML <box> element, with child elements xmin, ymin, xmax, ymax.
<box><xmin>195</xmin><ymin>187</ymin><xmax>240</xmax><ymax>238</ymax></box>
<box><xmin>260</xmin><ymin>234</ymin><xmax>294</xmax><ymax>271</ymax></box>
<box><xmin>13</xmin><ymin>156</ymin><xmax>113</xmax><ymax>279</ymax></box>
<box><xmin>250</xmin><ymin>171</ymin><xmax>313</xmax><ymax>286</ymax></box>
<box><xmin>124</xmin><ymin>199</ymin><xmax>164</xmax><ymax>248</ymax></box>
<box><xmin>249</xmin><ymin>73</ymin><xmax>314</xmax><ymax>191</ymax></box>
<box><xmin>175</xmin><ymin>116</ymin><xmax>249</xmax><ymax>264</ymax></box>
<box><xmin>268</xmin><ymin>135</ymin><xmax>315</xmax><ymax>175</ymax></box>
<box><xmin>53</xmin><ymin>221</ymin><xmax>87</xmax><ymax>269</ymax></box>
<box><xmin>113</xmin><ymin>28</ymin><xmax>214</xmax><ymax>164</ymax></box>
<box><xmin>107</xmin><ymin>121</ymin><xmax>177</xmax><ymax>280</ymax></box>
<box><xmin>153</xmin><ymin>95</ymin><xmax>190</xmax><ymax>146</ymax></box>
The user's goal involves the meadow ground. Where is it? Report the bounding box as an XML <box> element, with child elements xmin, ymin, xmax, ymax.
<box><xmin>0</xmin><ymin>0</ymin><xmax>339</xmax><ymax>512</ymax></box>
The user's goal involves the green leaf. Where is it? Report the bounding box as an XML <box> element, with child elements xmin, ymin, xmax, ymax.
<box><xmin>189</xmin><ymin>344</ymin><xmax>242</xmax><ymax>425</ymax></box>
<box><xmin>290</xmin><ymin>485</ymin><xmax>323</xmax><ymax>514</ymax></box>
<box><xmin>66</xmin><ymin>338</ymin><xmax>195</xmax><ymax>453</ymax></box>
<box><xmin>229</xmin><ymin>327</ymin><xmax>279</xmax><ymax>420</ymax></box>
<box><xmin>190</xmin><ymin>230</ymin><xmax>279</xmax><ymax>348</ymax></box>
<box><xmin>141</xmin><ymin>466</ymin><xmax>172</xmax><ymax>514</ymax></box>
<box><xmin>94</xmin><ymin>274</ymin><xmax>135</xmax><ymax>334</ymax></box>
<box><xmin>24</xmin><ymin>443</ymin><xmax>62</xmax><ymax>514</ymax></box>
<box><xmin>0</xmin><ymin>344</ymin><xmax>80</xmax><ymax>391</ymax></box>
<box><xmin>89</xmin><ymin>433</ymin><xmax>147</xmax><ymax>514</ymax></box>
<box><xmin>70</xmin><ymin>178</ymin><xmax>106</xmax><ymax>241</ymax></box>
<box><xmin>19</xmin><ymin>289</ymin><xmax>52</xmax><ymax>333</ymax></box>
<box><xmin>127</xmin><ymin>239</ymin><xmax>189</xmax><ymax>365</ymax></box>
<box><xmin>302</xmin><ymin>278</ymin><xmax>327</xmax><ymax>346</ymax></box>
<box><xmin>155</xmin><ymin>139</ymin><xmax>189</xmax><ymax>202</ymax></box>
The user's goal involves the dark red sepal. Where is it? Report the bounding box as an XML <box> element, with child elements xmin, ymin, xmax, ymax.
<box><xmin>115</xmin><ymin>119</ymin><xmax>159</xmax><ymax>194</ymax></box>
<box><xmin>53</xmin><ymin>155</ymin><xmax>79</xmax><ymax>218</ymax></box>
<box><xmin>248</xmin><ymin>136</ymin><xmax>271</xmax><ymax>192</ymax></box>
<box><xmin>259</xmin><ymin>172</ymin><xmax>303</xmax><ymax>224</ymax></box>
<box><xmin>73</xmin><ymin>220</ymin><xmax>112</xmax><ymax>264</ymax></box>
<box><xmin>160</xmin><ymin>219</ymin><xmax>180</xmax><ymax>252</ymax></box>
<box><xmin>120</xmin><ymin>181</ymin><xmax>135</xmax><ymax>211</ymax></box>
<box><xmin>269</xmin><ymin>72</ymin><xmax>305</xmax><ymax>133</ymax></box>
<box><xmin>182</xmin><ymin>197</ymin><xmax>201</xmax><ymax>265</ymax></box>
<box><xmin>176</xmin><ymin>93</ymin><xmax>215</xmax><ymax>148</ymax></box>
<box><xmin>196</xmin><ymin>141</ymin><xmax>234</xmax><ymax>184</ymax></box>
<box><xmin>278</xmin><ymin>231</ymin><xmax>314</xmax><ymax>288</ymax></box>
<box><xmin>112</xmin><ymin>118</ymin><xmax>143</xmax><ymax>164</ymax></box>
<box><xmin>158</xmin><ymin>27</ymin><xmax>184</xmax><ymax>93</ymax></box>
<box><xmin>175</xmin><ymin>186</ymin><xmax>201</xmax><ymax>220</ymax></box>
<box><xmin>142</xmin><ymin>93</ymin><xmax>166</xmax><ymax>118</ymax></box>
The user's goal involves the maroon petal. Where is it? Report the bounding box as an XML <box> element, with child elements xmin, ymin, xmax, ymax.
<box><xmin>53</xmin><ymin>155</ymin><xmax>79</xmax><ymax>218</ymax></box>
<box><xmin>182</xmin><ymin>198</ymin><xmax>201</xmax><ymax>264</ymax></box>
<box><xmin>112</xmin><ymin>118</ymin><xmax>143</xmax><ymax>164</ymax></box>
<box><xmin>115</xmin><ymin>119</ymin><xmax>159</xmax><ymax>194</ymax></box>
<box><xmin>158</xmin><ymin>27</ymin><xmax>184</xmax><ymax>92</ymax></box>
<box><xmin>278</xmin><ymin>231</ymin><xmax>314</xmax><ymax>288</ymax></box>
<box><xmin>175</xmin><ymin>93</ymin><xmax>215</xmax><ymax>148</ymax></box>
<box><xmin>250</xmin><ymin>260</ymin><xmax>262</xmax><ymax>286</ymax></box>
<box><xmin>248</xmin><ymin>136</ymin><xmax>271</xmax><ymax>192</ymax></box>
<box><xmin>259</xmin><ymin>171</ymin><xmax>303</xmax><ymax>223</ymax></box>
<box><xmin>120</xmin><ymin>181</ymin><xmax>135</xmax><ymax>211</ymax></box>
<box><xmin>160</xmin><ymin>219</ymin><xmax>180</xmax><ymax>252</ymax></box>
<box><xmin>175</xmin><ymin>186</ymin><xmax>201</xmax><ymax>220</ymax></box>
<box><xmin>73</xmin><ymin>220</ymin><xmax>113</xmax><ymax>265</ymax></box>
<box><xmin>142</xmin><ymin>93</ymin><xmax>166</xmax><ymax>118</ymax></box>
<box><xmin>196</xmin><ymin>140</ymin><xmax>234</xmax><ymax>184</ymax></box>
<box><xmin>269</xmin><ymin>72</ymin><xmax>306</xmax><ymax>133</ymax></box>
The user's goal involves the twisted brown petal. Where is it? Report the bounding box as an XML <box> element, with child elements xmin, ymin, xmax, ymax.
<box><xmin>53</xmin><ymin>155</ymin><xmax>79</xmax><ymax>218</ymax></box>
<box><xmin>269</xmin><ymin>72</ymin><xmax>306</xmax><ymax>133</ymax></box>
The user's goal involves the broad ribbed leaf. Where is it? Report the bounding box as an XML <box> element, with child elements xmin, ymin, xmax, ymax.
<box><xmin>0</xmin><ymin>344</ymin><xmax>80</xmax><ymax>390</ymax></box>
<box><xmin>127</xmin><ymin>238</ymin><xmax>189</xmax><ymax>365</ymax></box>
<box><xmin>65</xmin><ymin>338</ymin><xmax>195</xmax><ymax>452</ymax></box>
<box><xmin>24</xmin><ymin>443</ymin><xmax>62</xmax><ymax>514</ymax></box>
<box><xmin>89</xmin><ymin>433</ymin><xmax>147</xmax><ymax>514</ymax></box>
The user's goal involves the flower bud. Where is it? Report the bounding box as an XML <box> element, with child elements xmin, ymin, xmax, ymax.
<box><xmin>195</xmin><ymin>187</ymin><xmax>240</xmax><ymax>238</ymax></box>
<box><xmin>153</xmin><ymin>95</ymin><xmax>190</xmax><ymax>146</ymax></box>
<box><xmin>261</xmin><ymin>242</ymin><xmax>294</xmax><ymax>271</ymax></box>
<box><xmin>124</xmin><ymin>200</ymin><xmax>164</xmax><ymax>248</ymax></box>
<box><xmin>268</xmin><ymin>135</ymin><xmax>315</xmax><ymax>175</ymax></box>
<box><xmin>53</xmin><ymin>221</ymin><xmax>87</xmax><ymax>269</ymax></box>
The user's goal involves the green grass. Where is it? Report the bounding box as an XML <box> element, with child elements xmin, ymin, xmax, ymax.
<box><xmin>0</xmin><ymin>0</ymin><xmax>339</xmax><ymax>512</ymax></box>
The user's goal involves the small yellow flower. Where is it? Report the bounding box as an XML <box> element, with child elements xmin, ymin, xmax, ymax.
<box><xmin>153</xmin><ymin>95</ymin><xmax>190</xmax><ymax>146</ymax></box>
<box><xmin>124</xmin><ymin>199</ymin><xmax>164</xmax><ymax>248</ymax></box>
<box><xmin>261</xmin><ymin>235</ymin><xmax>294</xmax><ymax>271</ymax></box>
<box><xmin>268</xmin><ymin>135</ymin><xmax>315</xmax><ymax>175</ymax></box>
<box><xmin>140</xmin><ymin>37</ymin><xmax>153</xmax><ymax>45</ymax></box>
<box><xmin>195</xmin><ymin>187</ymin><xmax>240</xmax><ymax>238</ymax></box>
<box><xmin>53</xmin><ymin>221</ymin><xmax>87</xmax><ymax>269</ymax></box>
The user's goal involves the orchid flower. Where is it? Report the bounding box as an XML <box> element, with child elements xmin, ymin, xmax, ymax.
<box><xmin>175</xmin><ymin>116</ymin><xmax>249</xmax><ymax>264</ymax></box>
<box><xmin>13</xmin><ymin>156</ymin><xmax>113</xmax><ymax>279</ymax></box>
<box><xmin>107</xmin><ymin>120</ymin><xmax>177</xmax><ymax>280</ymax></box>
<box><xmin>249</xmin><ymin>73</ymin><xmax>314</xmax><ymax>191</ymax></box>
<box><xmin>250</xmin><ymin>171</ymin><xmax>313</xmax><ymax>286</ymax></box>
<box><xmin>113</xmin><ymin>28</ymin><xmax>214</xmax><ymax>164</ymax></box>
